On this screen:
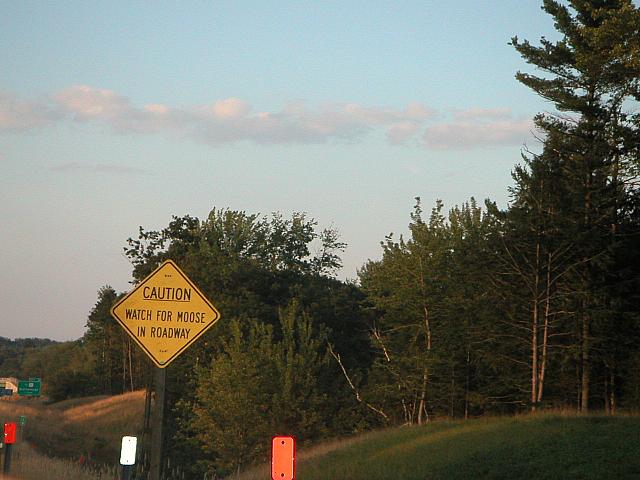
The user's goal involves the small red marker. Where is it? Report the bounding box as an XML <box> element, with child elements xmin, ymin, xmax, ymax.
<box><xmin>3</xmin><ymin>423</ymin><xmax>17</xmax><ymax>474</ymax></box>
<box><xmin>4</xmin><ymin>423</ymin><xmax>16</xmax><ymax>444</ymax></box>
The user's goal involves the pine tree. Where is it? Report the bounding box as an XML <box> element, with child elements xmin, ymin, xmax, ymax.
<box><xmin>498</xmin><ymin>149</ymin><xmax>578</xmax><ymax>410</ymax></box>
<box><xmin>512</xmin><ymin>0</ymin><xmax>640</xmax><ymax>411</ymax></box>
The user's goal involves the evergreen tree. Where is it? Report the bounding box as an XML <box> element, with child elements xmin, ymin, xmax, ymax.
<box><xmin>495</xmin><ymin>149</ymin><xmax>578</xmax><ymax>410</ymax></box>
<box><xmin>511</xmin><ymin>0</ymin><xmax>640</xmax><ymax>411</ymax></box>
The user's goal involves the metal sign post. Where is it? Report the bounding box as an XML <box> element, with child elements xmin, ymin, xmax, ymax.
<box><xmin>18</xmin><ymin>415</ymin><xmax>27</xmax><ymax>442</ymax></box>
<box><xmin>149</xmin><ymin>368</ymin><xmax>166</xmax><ymax>480</ymax></box>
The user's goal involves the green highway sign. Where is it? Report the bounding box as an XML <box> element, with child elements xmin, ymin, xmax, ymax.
<box><xmin>18</xmin><ymin>378</ymin><xmax>41</xmax><ymax>396</ymax></box>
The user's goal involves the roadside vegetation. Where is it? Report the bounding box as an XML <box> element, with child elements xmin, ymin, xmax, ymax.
<box><xmin>1</xmin><ymin>1</ymin><xmax>639</xmax><ymax>478</ymax></box>
<box><xmin>4</xmin><ymin>395</ymin><xmax>638</xmax><ymax>480</ymax></box>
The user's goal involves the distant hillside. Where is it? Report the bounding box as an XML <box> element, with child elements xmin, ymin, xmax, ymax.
<box><xmin>0</xmin><ymin>336</ymin><xmax>58</xmax><ymax>377</ymax></box>
<box><xmin>237</xmin><ymin>414</ymin><xmax>640</xmax><ymax>480</ymax></box>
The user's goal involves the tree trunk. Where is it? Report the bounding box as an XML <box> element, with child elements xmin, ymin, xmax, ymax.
<box><xmin>580</xmin><ymin>156</ymin><xmax>593</xmax><ymax>413</ymax></box>
<box><xmin>580</xmin><ymin>312</ymin><xmax>590</xmax><ymax>412</ymax></box>
<box><xmin>465</xmin><ymin>348</ymin><xmax>470</xmax><ymax>420</ymax></box>
<box><xmin>417</xmin><ymin>257</ymin><xmax>432</xmax><ymax>425</ymax></box>
<box><xmin>610</xmin><ymin>371</ymin><xmax>616</xmax><ymax>416</ymax></box>
<box><xmin>531</xmin><ymin>303</ymin><xmax>538</xmax><ymax>412</ymax></box>
<box><xmin>450</xmin><ymin>365</ymin><xmax>455</xmax><ymax>418</ymax></box>
<box><xmin>537</xmin><ymin>252</ymin><xmax>552</xmax><ymax>404</ymax></box>
<box><xmin>605</xmin><ymin>375</ymin><xmax>610</xmax><ymax>415</ymax></box>
<box><xmin>531</xmin><ymin>241</ymin><xmax>541</xmax><ymax>412</ymax></box>
<box><xmin>417</xmin><ymin>369</ymin><xmax>429</xmax><ymax>425</ymax></box>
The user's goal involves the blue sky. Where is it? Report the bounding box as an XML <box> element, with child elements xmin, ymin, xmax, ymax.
<box><xmin>1</xmin><ymin>1</ymin><xmax>557</xmax><ymax>340</ymax></box>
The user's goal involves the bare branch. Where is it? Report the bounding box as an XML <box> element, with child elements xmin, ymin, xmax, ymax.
<box><xmin>328</xmin><ymin>343</ymin><xmax>389</xmax><ymax>421</ymax></box>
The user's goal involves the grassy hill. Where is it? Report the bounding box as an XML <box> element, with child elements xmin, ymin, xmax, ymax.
<box><xmin>2</xmin><ymin>394</ymin><xmax>639</xmax><ymax>479</ymax></box>
<box><xmin>0</xmin><ymin>390</ymin><xmax>145</xmax><ymax>464</ymax></box>
<box><xmin>238</xmin><ymin>413</ymin><xmax>640</xmax><ymax>480</ymax></box>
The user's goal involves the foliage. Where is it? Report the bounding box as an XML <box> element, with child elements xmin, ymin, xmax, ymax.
<box><xmin>359</xmin><ymin>198</ymin><xmax>506</xmax><ymax>423</ymax></box>
<box><xmin>0</xmin><ymin>337</ymin><xmax>57</xmax><ymax>378</ymax></box>
<box><xmin>120</xmin><ymin>207</ymin><xmax>368</xmax><ymax>478</ymax></box>
<box><xmin>511</xmin><ymin>0</ymin><xmax>640</xmax><ymax>411</ymax></box>
<box><xmin>124</xmin><ymin>209</ymin><xmax>346</xmax><ymax>283</ymax></box>
<box><xmin>192</xmin><ymin>301</ymin><xmax>332</xmax><ymax>477</ymax></box>
<box><xmin>82</xmin><ymin>286</ymin><xmax>149</xmax><ymax>395</ymax></box>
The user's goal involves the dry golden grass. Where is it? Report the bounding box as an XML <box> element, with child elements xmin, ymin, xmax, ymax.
<box><xmin>7</xmin><ymin>442</ymin><xmax>117</xmax><ymax>480</ymax></box>
<box><xmin>0</xmin><ymin>391</ymin><xmax>145</xmax><ymax>465</ymax></box>
<box><xmin>62</xmin><ymin>390</ymin><xmax>145</xmax><ymax>428</ymax></box>
<box><xmin>0</xmin><ymin>397</ymin><xmax>42</xmax><ymax>418</ymax></box>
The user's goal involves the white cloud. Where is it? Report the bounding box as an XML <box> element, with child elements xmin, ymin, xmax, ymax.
<box><xmin>54</xmin><ymin>85</ymin><xmax>129</xmax><ymax>119</ymax></box>
<box><xmin>51</xmin><ymin>162</ymin><xmax>149</xmax><ymax>175</ymax></box>
<box><xmin>387</xmin><ymin>122</ymin><xmax>421</xmax><ymax>145</ymax></box>
<box><xmin>52</xmin><ymin>85</ymin><xmax>177</xmax><ymax>134</ymax></box>
<box><xmin>144</xmin><ymin>104</ymin><xmax>170</xmax><ymax>114</ymax></box>
<box><xmin>181</xmin><ymin>99</ymin><xmax>436</xmax><ymax>145</ymax></box>
<box><xmin>452</xmin><ymin>107</ymin><xmax>513</xmax><ymax>122</ymax></box>
<box><xmin>404</xmin><ymin>103</ymin><xmax>437</xmax><ymax>121</ymax></box>
<box><xmin>209</xmin><ymin>98</ymin><xmax>251</xmax><ymax>119</ymax></box>
<box><xmin>424</xmin><ymin>119</ymin><xmax>534</xmax><ymax>149</ymax></box>
<box><xmin>1</xmin><ymin>86</ymin><xmax>536</xmax><ymax>149</ymax></box>
<box><xmin>0</xmin><ymin>90</ymin><xmax>58</xmax><ymax>131</ymax></box>
<box><xmin>47</xmin><ymin>86</ymin><xmax>441</xmax><ymax>144</ymax></box>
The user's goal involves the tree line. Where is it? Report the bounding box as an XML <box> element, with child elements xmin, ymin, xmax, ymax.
<box><xmin>6</xmin><ymin>1</ymin><xmax>640</xmax><ymax>477</ymax></box>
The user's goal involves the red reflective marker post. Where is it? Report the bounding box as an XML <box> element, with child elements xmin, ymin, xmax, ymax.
<box><xmin>4</xmin><ymin>422</ymin><xmax>17</xmax><ymax>474</ymax></box>
<box><xmin>4</xmin><ymin>423</ymin><xmax>16</xmax><ymax>444</ymax></box>
<box><xmin>272</xmin><ymin>436</ymin><xmax>295</xmax><ymax>480</ymax></box>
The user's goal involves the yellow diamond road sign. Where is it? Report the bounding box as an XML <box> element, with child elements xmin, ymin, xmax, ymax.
<box><xmin>111</xmin><ymin>260</ymin><xmax>220</xmax><ymax>368</ymax></box>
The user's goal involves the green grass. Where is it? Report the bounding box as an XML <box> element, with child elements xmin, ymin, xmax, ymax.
<box><xmin>265</xmin><ymin>414</ymin><xmax>640</xmax><ymax>480</ymax></box>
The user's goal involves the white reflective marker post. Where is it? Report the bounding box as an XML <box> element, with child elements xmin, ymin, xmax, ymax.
<box><xmin>120</xmin><ymin>436</ymin><xmax>137</xmax><ymax>480</ymax></box>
